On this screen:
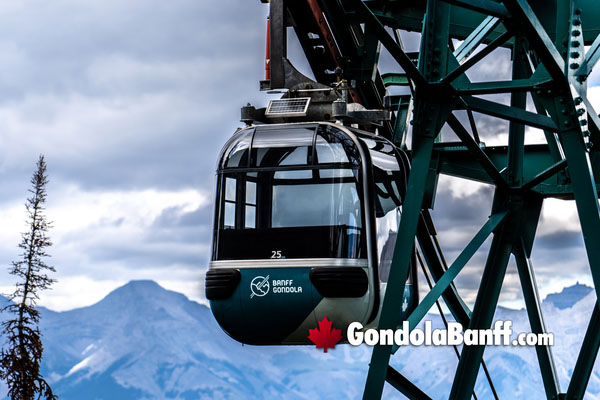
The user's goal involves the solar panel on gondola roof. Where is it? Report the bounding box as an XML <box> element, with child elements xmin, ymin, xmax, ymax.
<box><xmin>265</xmin><ymin>97</ymin><xmax>311</xmax><ymax>117</ymax></box>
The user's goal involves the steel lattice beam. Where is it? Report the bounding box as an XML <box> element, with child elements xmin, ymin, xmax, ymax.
<box><xmin>264</xmin><ymin>0</ymin><xmax>600</xmax><ymax>398</ymax></box>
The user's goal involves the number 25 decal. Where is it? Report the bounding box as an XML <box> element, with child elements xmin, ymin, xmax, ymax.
<box><xmin>271</xmin><ymin>250</ymin><xmax>282</xmax><ymax>259</ymax></box>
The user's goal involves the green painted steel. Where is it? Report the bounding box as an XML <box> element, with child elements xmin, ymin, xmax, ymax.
<box><xmin>522</xmin><ymin>159</ymin><xmax>567</xmax><ymax>190</ymax></box>
<box><xmin>463</xmin><ymin>95</ymin><xmax>559</xmax><ymax>131</ymax></box>
<box><xmin>566</xmin><ymin>304</ymin><xmax>600</xmax><ymax>399</ymax></box>
<box><xmin>448</xmin><ymin>195</ymin><xmax>520</xmax><ymax>399</ymax></box>
<box><xmin>365</xmin><ymin>0</ymin><xmax>600</xmax><ymax>43</ymax></box>
<box><xmin>362</xmin><ymin>0</ymin><xmax>453</xmax><ymax>397</ymax></box>
<box><xmin>507</xmin><ymin>35</ymin><xmax>527</xmax><ymax>187</ymax></box>
<box><xmin>336</xmin><ymin>0</ymin><xmax>600</xmax><ymax>397</ymax></box>
<box><xmin>443</xmin><ymin>30</ymin><xmax>513</xmax><ymax>83</ymax></box>
<box><xmin>416</xmin><ymin>213</ymin><xmax>472</xmax><ymax>325</ymax></box>
<box><xmin>453</xmin><ymin>15</ymin><xmax>500</xmax><ymax>62</ymax></box>
<box><xmin>514</xmin><ymin>240</ymin><xmax>560</xmax><ymax>399</ymax></box>
<box><xmin>446</xmin><ymin>114</ymin><xmax>508</xmax><ymax>188</ymax></box>
<box><xmin>256</xmin><ymin>0</ymin><xmax>600</xmax><ymax>398</ymax></box>
<box><xmin>392</xmin><ymin>94</ymin><xmax>412</xmax><ymax>147</ymax></box>
<box><xmin>385</xmin><ymin>365</ymin><xmax>433</xmax><ymax>400</ymax></box>
<box><xmin>362</xmin><ymin>130</ymin><xmax>438</xmax><ymax>400</ymax></box>
<box><xmin>580</xmin><ymin>33</ymin><xmax>600</xmax><ymax>76</ymax></box>
<box><xmin>453</xmin><ymin>78</ymin><xmax>552</xmax><ymax>95</ymax></box>
<box><xmin>381</xmin><ymin>73</ymin><xmax>409</xmax><ymax>87</ymax></box>
<box><xmin>403</xmin><ymin>211</ymin><xmax>506</xmax><ymax>333</ymax></box>
<box><xmin>551</xmin><ymin>100</ymin><xmax>600</xmax><ymax>312</ymax></box>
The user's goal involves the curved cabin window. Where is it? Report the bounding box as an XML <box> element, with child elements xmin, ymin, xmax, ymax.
<box><xmin>214</xmin><ymin>126</ymin><xmax>366</xmax><ymax>261</ymax></box>
<box><xmin>315</xmin><ymin>125</ymin><xmax>361</xmax><ymax>165</ymax></box>
<box><xmin>358</xmin><ymin>135</ymin><xmax>407</xmax><ymax>282</ymax></box>
<box><xmin>251</xmin><ymin>127</ymin><xmax>314</xmax><ymax>167</ymax></box>
<box><xmin>221</xmin><ymin>129</ymin><xmax>253</xmax><ymax>169</ymax></box>
<box><xmin>215</xmin><ymin>168</ymin><xmax>365</xmax><ymax>260</ymax></box>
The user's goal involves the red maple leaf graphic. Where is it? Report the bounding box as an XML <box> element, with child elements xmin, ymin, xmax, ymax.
<box><xmin>308</xmin><ymin>316</ymin><xmax>342</xmax><ymax>353</ymax></box>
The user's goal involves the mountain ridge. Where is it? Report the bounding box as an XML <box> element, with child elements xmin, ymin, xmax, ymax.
<box><xmin>543</xmin><ymin>281</ymin><xmax>593</xmax><ymax>310</ymax></box>
<box><xmin>0</xmin><ymin>280</ymin><xmax>595</xmax><ymax>399</ymax></box>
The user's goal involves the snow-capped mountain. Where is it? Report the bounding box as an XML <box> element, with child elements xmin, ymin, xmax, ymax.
<box><xmin>392</xmin><ymin>284</ymin><xmax>599</xmax><ymax>399</ymax></box>
<box><xmin>0</xmin><ymin>280</ymin><xmax>596</xmax><ymax>399</ymax></box>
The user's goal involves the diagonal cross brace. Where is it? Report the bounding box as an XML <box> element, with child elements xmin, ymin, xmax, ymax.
<box><xmin>566</xmin><ymin>303</ymin><xmax>600</xmax><ymax>399</ymax></box>
<box><xmin>453</xmin><ymin>15</ymin><xmax>501</xmax><ymax>63</ymax></box>
<box><xmin>448</xmin><ymin>206</ymin><xmax>517</xmax><ymax>399</ymax></box>
<box><xmin>345</xmin><ymin>0</ymin><xmax>427</xmax><ymax>88</ymax></box>
<box><xmin>447</xmin><ymin>114</ymin><xmax>508</xmax><ymax>188</ymax></box>
<box><xmin>391</xmin><ymin>210</ymin><xmax>507</xmax><ymax>354</ymax></box>
<box><xmin>502</xmin><ymin>0</ymin><xmax>566</xmax><ymax>82</ymax></box>
<box><xmin>463</xmin><ymin>96</ymin><xmax>558</xmax><ymax>132</ymax></box>
<box><xmin>514</xmin><ymin>239</ymin><xmax>561</xmax><ymax>399</ymax></box>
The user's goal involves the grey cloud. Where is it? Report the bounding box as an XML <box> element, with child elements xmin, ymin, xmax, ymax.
<box><xmin>535</xmin><ymin>231</ymin><xmax>585</xmax><ymax>250</ymax></box>
<box><xmin>82</xmin><ymin>203</ymin><xmax>214</xmax><ymax>270</ymax></box>
<box><xmin>152</xmin><ymin>203</ymin><xmax>214</xmax><ymax>230</ymax></box>
<box><xmin>0</xmin><ymin>0</ymin><xmax>270</xmax><ymax>194</ymax></box>
<box><xmin>430</xmin><ymin>185</ymin><xmax>495</xmax><ymax>237</ymax></box>
<box><xmin>0</xmin><ymin>1</ymin><xmax>267</xmax><ymax>97</ymax></box>
<box><xmin>0</xmin><ymin>1</ymin><xmax>273</xmax><ymax>306</ymax></box>
<box><xmin>464</xmin><ymin>47</ymin><xmax>512</xmax><ymax>82</ymax></box>
<box><xmin>0</xmin><ymin>1</ymin><xmax>594</xmax><ymax>310</ymax></box>
<box><xmin>86</xmin><ymin>243</ymin><xmax>206</xmax><ymax>269</ymax></box>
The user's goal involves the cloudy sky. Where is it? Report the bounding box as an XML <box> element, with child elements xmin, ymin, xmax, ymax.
<box><xmin>0</xmin><ymin>0</ymin><xmax>272</xmax><ymax>310</ymax></box>
<box><xmin>0</xmin><ymin>1</ymin><xmax>597</xmax><ymax>312</ymax></box>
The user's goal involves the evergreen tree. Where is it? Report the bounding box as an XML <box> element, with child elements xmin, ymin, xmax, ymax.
<box><xmin>0</xmin><ymin>155</ymin><xmax>56</xmax><ymax>400</ymax></box>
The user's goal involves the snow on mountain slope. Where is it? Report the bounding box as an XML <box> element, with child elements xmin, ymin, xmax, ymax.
<box><xmin>36</xmin><ymin>280</ymin><xmax>382</xmax><ymax>400</ymax></box>
<box><xmin>391</xmin><ymin>285</ymin><xmax>599</xmax><ymax>399</ymax></box>
<box><xmin>0</xmin><ymin>281</ymin><xmax>596</xmax><ymax>399</ymax></box>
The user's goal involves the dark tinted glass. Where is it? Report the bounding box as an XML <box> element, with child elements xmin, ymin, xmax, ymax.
<box><xmin>359</xmin><ymin>136</ymin><xmax>407</xmax><ymax>217</ymax></box>
<box><xmin>213</xmin><ymin>168</ymin><xmax>365</xmax><ymax>260</ymax></box>
<box><xmin>373</xmin><ymin>168</ymin><xmax>404</xmax><ymax>217</ymax></box>
<box><xmin>271</xmin><ymin>168</ymin><xmax>361</xmax><ymax>228</ymax></box>
<box><xmin>361</xmin><ymin>136</ymin><xmax>400</xmax><ymax>171</ymax></box>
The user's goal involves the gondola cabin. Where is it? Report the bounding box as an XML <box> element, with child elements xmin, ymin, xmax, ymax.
<box><xmin>206</xmin><ymin>122</ymin><xmax>416</xmax><ymax>345</ymax></box>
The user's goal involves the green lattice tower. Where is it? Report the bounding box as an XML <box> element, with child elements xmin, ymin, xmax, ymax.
<box><xmin>266</xmin><ymin>0</ymin><xmax>600</xmax><ymax>398</ymax></box>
